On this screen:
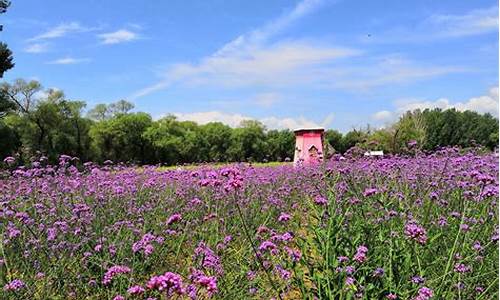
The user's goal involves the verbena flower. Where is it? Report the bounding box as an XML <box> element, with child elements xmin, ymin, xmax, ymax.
<box><xmin>166</xmin><ymin>213</ymin><xmax>182</xmax><ymax>226</ymax></box>
<box><xmin>414</xmin><ymin>286</ymin><xmax>433</xmax><ymax>300</ymax></box>
<box><xmin>353</xmin><ymin>245</ymin><xmax>368</xmax><ymax>263</ymax></box>
<box><xmin>147</xmin><ymin>272</ymin><xmax>185</xmax><ymax>295</ymax></box>
<box><xmin>3</xmin><ymin>279</ymin><xmax>25</xmax><ymax>291</ymax></box>
<box><xmin>404</xmin><ymin>222</ymin><xmax>428</xmax><ymax>245</ymax></box>
<box><xmin>454</xmin><ymin>263</ymin><xmax>472</xmax><ymax>273</ymax></box>
<box><xmin>102</xmin><ymin>265</ymin><xmax>131</xmax><ymax>285</ymax></box>
<box><xmin>127</xmin><ymin>285</ymin><xmax>145</xmax><ymax>295</ymax></box>
<box><xmin>314</xmin><ymin>195</ymin><xmax>328</xmax><ymax>206</ymax></box>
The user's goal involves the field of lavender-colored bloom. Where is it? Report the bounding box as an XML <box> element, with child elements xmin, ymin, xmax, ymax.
<box><xmin>0</xmin><ymin>147</ymin><xmax>498</xmax><ymax>299</ymax></box>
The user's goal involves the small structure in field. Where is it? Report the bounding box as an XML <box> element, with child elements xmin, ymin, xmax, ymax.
<box><xmin>364</xmin><ymin>150</ymin><xmax>384</xmax><ymax>157</ymax></box>
<box><xmin>293</xmin><ymin>127</ymin><xmax>324</xmax><ymax>167</ymax></box>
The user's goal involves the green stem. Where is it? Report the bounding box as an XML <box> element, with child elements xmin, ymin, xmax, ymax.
<box><xmin>233</xmin><ymin>193</ymin><xmax>283</xmax><ymax>300</ymax></box>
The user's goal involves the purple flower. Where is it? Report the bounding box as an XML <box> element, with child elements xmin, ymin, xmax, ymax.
<box><xmin>275</xmin><ymin>265</ymin><xmax>291</xmax><ymax>280</ymax></box>
<box><xmin>414</xmin><ymin>287</ymin><xmax>433</xmax><ymax>300</ymax></box>
<box><xmin>3</xmin><ymin>279</ymin><xmax>25</xmax><ymax>291</ymax></box>
<box><xmin>188</xmin><ymin>269</ymin><xmax>218</xmax><ymax>297</ymax></box>
<box><xmin>345</xmin><ymin>276</ymin><xmax>355</xmax><ymax>287</ymax></box>
<box><xmin>166</xmin><ymin>213</ymin><xmax>182</xmax><ymax>226</ymax></box>
<box><xmin>194</xmin><ymin>241</ymin><xmax>224</xmax><ymax>275</ymax></box>
<box><xmin>128</xmin><ymin>285</ymin><xmax>146</xmax><ymax>295</ymax></box>
<box><xmin>147</xmin><ymin>272</ymin><xmax>185</xmax><ymax>295</ymax></box>
<box><xmin>195</xmin><ymin>275</ymin><xmax>218</xmax><ymax>295</ymax></box>
<box><xmin>314</xmin><ymin>195</ymin><xmax>328</xmax><ymax>206</ymax></box>
<box><xmin>386</xmin><ymin>293</ymin><xmax>398</xmax><ymax>299</ymax></box>
<box><xmin>404</xmin><ymin>222</ymin><xmax>428</xmax><ymax>245</ymax></box>
<box><xmin>113</xmin><ymin>295</ymin><xmax>125</xmax><ymax>300</ymax></box>
<box><xmin>353</xmin><ymin>245</ymin><xmax>368</xmax><ymax>263</ymax></box>
<box><xmin>102</xmin><ymin>265</ymin><xmax>131</xmax><ymax>285</ymax></box>
<box><xmin>363</xmin><ymin>188</ymin><xmax>378</xmax><ymax>197</ymax></box>
<box><xmin>345</xmin><ymin>265</ymin><xmax>355</xmax><ymax>274</ymax></box>
<box><xmin>473</xmin><ymin>241</ymin><xmax>482</xmax><ymax>251</ymax></box>
<box><xmin>411</xmin><ymin>275</ymin><xmax>425</xmax><ymax>285</ymax></box>
<box><xmin>258</xmin><ymin>240</ymin><xmax>277</xmax><ymax>252</ymax></box>
<box><xmin>372</xmin><ymin>267</ymin><xmax>385</xmax><ymax>277</ymax></box>
<box><xmin>278</xmin><ymin>212</ymin><xmax>291</xmax><ymax>222</ymax></box>
<box><xmin>337</xmin><ymin>256</ymin><xmax>349</xmax><ymax>264</ymax></box>
<box><xmin>454</xmin><ymin>263</ymin><xmax>472</xmax><ymax>273</ymax></box>
<box><xmin>284</xmin><ymin>246</ymin><xmax>301</xmax><ymax>262</ymax></box>
<box><xmin>146</xmin><ymin>272</ymin><xmax>185</xmax><ymax>295</ymax></box>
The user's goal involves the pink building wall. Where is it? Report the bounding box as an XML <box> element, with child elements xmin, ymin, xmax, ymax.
<box><xmin>293</xmin><ymin>128</ymin><xmax>324</xmax><ymax>167</ymax></box>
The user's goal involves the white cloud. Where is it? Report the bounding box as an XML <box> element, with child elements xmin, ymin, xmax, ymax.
<box><xmin>98</xmin><ymin>29</ymin><xmax>138</xmax><ymax>44</ymax></box>
<box><xmin>29</xmin><ymin>22</ymin><xmax>94</xmax><ymax>40</ymax></box>
<box><xmin>332</xmin><ymin>56</ymin><xmax>464</xmax><ymax>90</ymax></box>
<box><xmin>174</xmin><ymin>111</ymin><xmax>251</xmax><ymax>127</ymax></box>
<box><xmin>24</xmin><ymin>43</ymin><xmax>49</xmax><ymax>53</ymax></box>
<box><xmin>214</xmin><ymin>0</ymin><xmax>327</xmax><ymax>57</ymax></box>
<box><xmin>372</xmin><ymin>86</ymin><xmax>499</xmax><ymax>122</ymax></box>
<box><xmin>363</xmin><ymin>6</ymin><xmax>499</xmax><ymax>44</ymax></box>
<box><xmin>372</xmin><ymin>110</ymin><xmax>393</xmax><ymax>121</ymax></box>
<box><xmin>427</xmin><ymin>6</ymin><xmax>499</xmax><ymax>38</ymax></box>
<box><xmin>131</xmin><ymin>41</ymin><xmax>358</xmax><ymax>99</ymax></box>
<box><xmin>172</xmin><ymin>110</ymin><xmax>330</xmax><ymax>130</ymax></box>
<box><xmin>131</xmin><ymin>0</ymin><xmax>335</xmax><ymax>99</ymax></box>
<box><xmin>47</xmin><ymin>57</ymin><xmax>91</xmax><ymax>65</ymax></box>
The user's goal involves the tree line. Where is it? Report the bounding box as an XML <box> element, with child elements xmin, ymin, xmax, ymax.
<box><xmin>0</xmin><ymin>78</ymin><xmax>498</xmax><ymax>166</ymax></box>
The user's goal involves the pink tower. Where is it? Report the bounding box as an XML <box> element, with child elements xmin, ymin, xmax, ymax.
<box><xmin>293</xmin><ymin>127</ymin><xmax>324</xmax><ymax>167</ymax></box>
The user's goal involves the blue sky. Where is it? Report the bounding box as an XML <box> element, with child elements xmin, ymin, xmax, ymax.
<box><xmin>2</xmin><ymin>0</ymin><xmax>498</xmax><ymax>132</ymax></box>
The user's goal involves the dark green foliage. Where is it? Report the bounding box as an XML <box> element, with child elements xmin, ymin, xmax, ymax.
<box><xmin>0</xmin><ymin>42</ymin><xmax>13</xmax><ymax>78</ymax></box>
<box><xmin>0</xmin><ymin>2</ymin><xmax>14</xmax><ymax>78</ymax></box>
<box><xmin>418</xmin><ymin>108</ymin><xmax>498</xmax><ymax>151</ymax></box>
<box><xmin>265</xmin><ymin>129</ymin><xmax>294</xmax><ymax>161</ymax></box>
<box><xmin>0</xmin><ymin>89</ymin><xmax>15</xmax><ymax>118</ymax></box>
<box><xmin>0</xmin><ymin>0</ymin><xmax>10</xmax><ymax>14</ymax></box>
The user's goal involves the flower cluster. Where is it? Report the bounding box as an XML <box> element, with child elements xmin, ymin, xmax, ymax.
<box><xmin>404</xmin><ymin>222</ymin><xmax>428</xmax><ymax>245</ymax></box>
<box><xmin>146</xmin><ymin>272</ymin><xmax>185</xmax><ymax>295</ymax></box>
<box><xmin>102</xmin><ymin>265</ymin><xmax>131</xmax><ymax>285</ymax></box>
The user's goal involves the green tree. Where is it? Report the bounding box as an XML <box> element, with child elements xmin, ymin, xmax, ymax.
<box><xmin>0</xmin><ymin>1</ymin><xmax>14</xmax><ymax>78</ymax></box>
<box><xmin>90</xmin><ymin>112</ymin><xmax>153</xmax><ymax>163</ymax></box>
<box><xmin>265</xmin><ymin>129</ymin><xmax>294</xmax><ymax>161</ymax></box>
<box><xmin>340</xmin><ymin>129</ymin><xmax>366</xmax><ymax>153</ymax></box>
<box><xmin>87</xmin><ymin>103</ymin><xmax>110</xmax><ymax>121</ymax></box>
<box><xmin>198</xmin><ymin>122</ymin><xmax>233</xmax><ymax>162</ymax></box>
<box><xmin>324</xmin><ymin>129</ymin><xmax>343</xmax><ymax>154</ymax></box>
<box><xmin>228</xmin><ymin>120</ymin><xmax>267</xmax><ymax>162</ymax></box>
<box><xmin>109</xmin><ymin>99</ymin><xmax>134</xmax><ymax>115</ymax></box>
<box><xmin>0</xmin><ymin>42</ymin><xmax>13</xmax><ymax>78</ymax></box>
<box><xmin>393</xmin><ymin>110</ymin><xmax>427</xmax><ymax>151</ymax></box>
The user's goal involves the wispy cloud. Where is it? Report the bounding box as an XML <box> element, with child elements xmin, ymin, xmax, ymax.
<box><xmin>331</xmin><ymin>56</ymin><xmax>466</xmax><ymax>91</ymax></box>
<box><xmin>24</xmin><ymin>43</ymin><xmax>49</xmax><ymax>53</ymax></box>
<box><xmin>98</xmin><ymin>29</ymin><xmax>138</xmax><ymax>44</ymax></box>
<box><xmin>172</xmin><ymin>110</ymin><xmax>333</xmax><ymax>130</ymax></box>
<box><xmin>29</xmin><ymin>22</ymin><xmax>96</xmax><ymax>41</ymax></box>
<box><xmin>214</xmin><ymin>0</ymin><xmax>328</xmax><ymax>56</ymax></box>
<box><xmin>372</xmin><ymin>86</ymin><xmax>499</xmax><ymax>122</ymax></box>
<box><xmin>47</xmin><ymin>57</ymin><xmax>91</xmax><ymax>65</ymax></box>
<box><xmin>427</xmin><ymin>6</ymin><xmax>499</xmax><ymax>38</ymax></box>
<box><xmin>362</xmin><ymin>6</ymin><xmax>499</xmax><ymax>44</ymax></box>
<box><xmin>131</xmin><ymin>0</ymin><xmax>331</xmax><ymax>99</ymax></box>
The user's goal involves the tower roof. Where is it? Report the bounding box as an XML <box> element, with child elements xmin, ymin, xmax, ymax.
<box><xmin>294</xmin><ymin>127</ymin><xmax>324</xmax><ymax>133</ymax></box>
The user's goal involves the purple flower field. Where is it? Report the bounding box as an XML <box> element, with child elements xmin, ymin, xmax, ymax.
<box><xmin>0</xmin><ymin>148</ymin><xmax>498</xmax><ymax>299</ymax></box>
